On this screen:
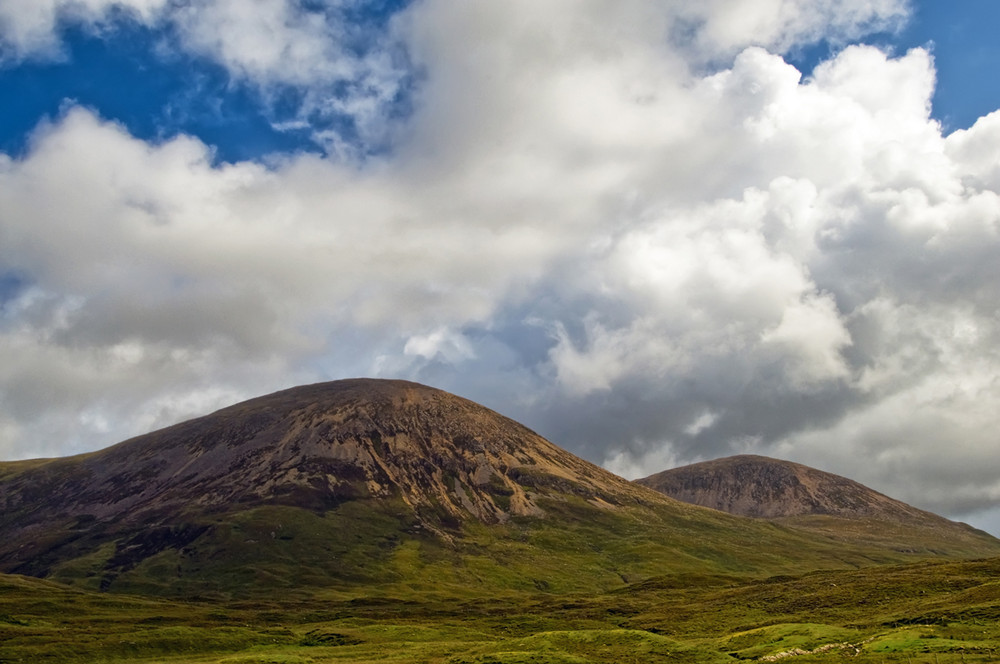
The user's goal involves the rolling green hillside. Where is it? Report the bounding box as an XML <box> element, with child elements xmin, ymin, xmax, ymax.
<box><xmin>3</xmin><ymin>557</ymin><xmax>999</xmax><ymax>663</ymax></box>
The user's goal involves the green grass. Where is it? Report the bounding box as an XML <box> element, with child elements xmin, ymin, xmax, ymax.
<box><xmin>7</xmin><ymin>483</ymin><xmax>1000</xmax><ymax>663</ymax></box>
<box><xmin>35</xmin><ymin>492</ymin><xmax>958</xmax><ymax>604</ymax></box>
<box><xmin>3</xmin><ymin>557</ymin><xmax>1000</xmax><ymax>663</ymax></box>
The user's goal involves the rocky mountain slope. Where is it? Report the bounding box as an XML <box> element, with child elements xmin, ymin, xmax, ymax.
<box><xmin>2</xmin><ymin>381</ymin><xmax>997</xmax><ymax>597</ymax></box>
<box><xmin>636</xmin><ymin>454</ymin><xmax>994</xmax><ymax>553</ymax></box>
<box><xmin>1</xmin><ymin>379</ymin><xmax>647</xmax><ymax>534</ymax></box>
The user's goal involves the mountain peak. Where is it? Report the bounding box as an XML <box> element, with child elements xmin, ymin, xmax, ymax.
<box><xmin>635</xmin><ymin>454</ymin><xmax>934</xmax><ymax>520</ymax></box>
<box><xmin>0</xmin><ymin>379</ymin><xmax>648</xmax><ymax>564</ymax></box>
<box><xmin>634</xmin><ymin>454</ymin><xmax>1000</xmax><ymax>557</ymax></box>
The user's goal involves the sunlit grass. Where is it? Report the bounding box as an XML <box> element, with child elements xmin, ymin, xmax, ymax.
<box><xmin>3</xmin><ymin>557</ymin><xmax>1000</xmax><ymax>663</ymax></box>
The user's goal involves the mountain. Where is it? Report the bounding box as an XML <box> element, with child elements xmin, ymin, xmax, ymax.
<box><xmin>636</xmin><ymin>454</ymin><xmax>996</xmax><ymax>555</ymax></box>
<box><xmin>2</xmin><ymin>381</ymin><xmax>997</xmax><ymax>598</ymax></box>
<box><xmin>0</xmin><ymin>379</ymin><xmax>654</xmax><ymax>592</ymax></box>
<box><xmin>635</xmin><ymin>454</ymin><xmax>931</xmax><ymax>519</ymax></box>
<box><xmin>1</xmin><ymin>378</ymin><xmax>645</xmax><ymax>534</ymax></box>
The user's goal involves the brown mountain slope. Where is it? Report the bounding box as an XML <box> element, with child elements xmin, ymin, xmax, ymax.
<box><xmin>0</xmin><ymin>379</ymin><xmax>654</xmax><ymax>544</ymax></box>
<box><xmin>636</xmin><ymin>454</ymin><xmax>995</xmax><ymax>554</ymax></box>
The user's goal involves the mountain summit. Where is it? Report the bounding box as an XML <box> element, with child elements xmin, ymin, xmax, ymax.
<box><xmin>636</xmin><ymin>454</ymin><xmax>994</xmax><ymax>554</ymax></box>
<box><xmin>635</xmin><ymin>454</ymin><xmax>928</xmax><ymax>519</ymax></box>
<box><xmin>0</xmin><ymin>379</ymin><xmax>648</xmax><ymax>545</ymax></box>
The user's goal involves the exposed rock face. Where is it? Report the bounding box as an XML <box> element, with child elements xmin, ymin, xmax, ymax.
<box><xmin>636</xmin><ymin>454</ymin><xmax>971</xmax><ymax>528</ymax></box>
<box><xmin>0</xmin><ymin>379</ymin><xmax>653</xmax><ymax>570</ymax></box>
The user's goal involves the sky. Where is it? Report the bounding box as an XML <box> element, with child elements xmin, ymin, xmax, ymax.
<box><xmin>2</xmin><ymin>1</ymin><xmax>1000</xmax><ymax>536</ymax></box>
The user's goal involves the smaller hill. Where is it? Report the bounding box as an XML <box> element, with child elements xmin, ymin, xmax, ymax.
<box><xmin>636</xmin><ymin>455</ymin><xmax>999</xmax><ymax>556</ymax></box>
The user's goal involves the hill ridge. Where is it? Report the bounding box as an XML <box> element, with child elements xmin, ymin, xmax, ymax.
<box><xmin>635</xmin><ymin>453</ymin><xmax>993</xmax><ymax>551</ymax></box>
<box><xmin>636</xmin><ymin>454</ymin><xmax>940</xmax><ymax>520</ymax></box>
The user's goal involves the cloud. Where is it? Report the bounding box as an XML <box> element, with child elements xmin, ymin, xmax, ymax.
<box><xmin>0</xmin><ymin>0</ymin><xmax>411</xmax><ymax>155</ymax></box>
<box><xmin>4</xmin><ymin>1</ymin><xmax>906</xmax><ymax>152</ymax></box>
<box><xmin>0</xmin><ymin>103</ymin><xmax>563</xmax><ymax>454</ymax></box>
<box><xmin>168</xmin><ymin>0</ymin><xmax>412</xmax><ymax>153</ymax></box>
<box><xmin>671</xmin><ymin>0</ymin><xmax>909</xmax><ymax>61</ymax></box>
<box><xmin>5</xmin><ymin>1</ymin><xmax>1000</xmax><ymax>533</ymax></box>
<box><xmin>0</xmin><ymin>0</ymin><xmax>168</xmax><ymax>61</ymax></box>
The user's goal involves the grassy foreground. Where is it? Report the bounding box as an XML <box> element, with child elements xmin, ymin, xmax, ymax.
<box><xmin>3</xmin><ymin>557</ymin><xmax>999</xmax><ymax>663</ymax></box>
